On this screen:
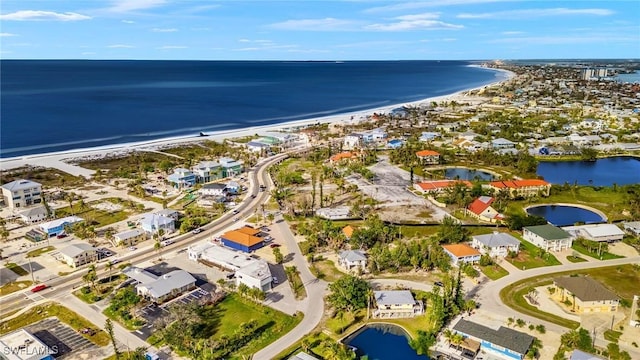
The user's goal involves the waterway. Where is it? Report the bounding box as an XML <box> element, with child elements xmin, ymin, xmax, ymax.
<box><xmin>342</xmin><ymin>324</ymin><xmax>428</xmax><ymax>360</ymax></box>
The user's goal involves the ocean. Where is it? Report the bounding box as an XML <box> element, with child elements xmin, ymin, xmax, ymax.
<box><xmin>0</xmin><ymin>60</ymin><xmax>503</xmax><ymax>158</ymax></box>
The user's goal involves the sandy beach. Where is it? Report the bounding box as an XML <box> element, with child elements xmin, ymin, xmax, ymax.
<box><xmin>0</xmin><ymin>66</ymin><xmax>515</xmax><ymax>178</ymax></box>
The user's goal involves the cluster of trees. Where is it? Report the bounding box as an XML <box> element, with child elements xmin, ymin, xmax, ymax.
<box><xmin>326</xmin><ymin>275</ymin><xmax>371</xmax><ymax>313</ymax></box>
<box><xmin>178</xmin><ymin>207</ymin><xmax>210</xmax><ymax>233</ymax></box>
<box><xmin>505</xmin><ymin>212</ymin><xmax>548</xmax><ymax>230</ymax></box>
<box><xmin>106</xmin><ymin>287</ymin><xmax>143</xmax><ymax>325</ymax></box>
<box><xmin>367</xmin><ymin>237</ymin><xmax>451</xmax><ymax>274</ymax></box>
<box><xmin>236</xmin><ymin>283</ymin><xmax>266</xmax><ymax>302</ymax></box>
<box><xmin>466</xmin><ymin>149</ymin><xmax>538</xmax><ymax>176</ymax></box>
<box><xmin>553</xmin><ymin>327</ymin><xmax>632</xmax><ymax>360</ymax></box>
<box><xmin>574</xmin><ymin>237</ymin><xmax>609</xmax><ymax>256</ymax></box>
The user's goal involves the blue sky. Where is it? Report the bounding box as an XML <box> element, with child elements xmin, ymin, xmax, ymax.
<box><xmin>1</xmin><ymin>0</ymin><xmax>639</xmax><ymax>60</ymax></box>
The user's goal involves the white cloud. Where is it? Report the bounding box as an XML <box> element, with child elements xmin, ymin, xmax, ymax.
<box><xmin>457</xmin><ymin>8</ymin><xmax>614</xmax><ymax>19</ymax></box>
<box><xmin>109</xmin><ymin>0</ymin><xmax>166</xmax><ymax>13</ymax></box>
<box><xmin>0</xmin><ymin>10</ymin><xmax>91</xmax><ymax>21</ymax></box>
<box><xmin>502</xmin><ymin>31</ymin><xmax>524</xmax><ymax>35</ymax></box>
<box><xmin>269</xmin><ymin>18</ymin><xmax>358</xmax><ymax>31</ymax></box>
<box><xmin>488</xmin><ymin>35</ymin><xmax>635</xmax><ymax>45</ymax></box>
<box><xmin>364</xmin><ymin>0</ymin><xmax>510</xmax><ymax>13</ymax></box>
<box><xmin>152</xmin><ymin>28</ymin><xmax>178</xmax><ymax>32</ymax></box>
<box><xmin>121</xmin><ymin>20</ymin><xmax>135</xmax><ymax>24</ymax></box>
<box><xmin>107</xmin><ymin>44</ymin><xmax>135</xmax><ymax>48</ymax></box>
<box><xmin>157</xmin><ymin>45</ymin><xmax>187</xmax><ymax>49</ymax></box>
<box><xmin>238</xmin><ymin>39</ymin><xmax>251</xmax><ymax>43</ymax></box>
<box><xmin>366</xmin><ymin>13</ymin><xmax>463</xmax><ymax>31</ymax></box>
<box><xmin>0</xmin><ymin>32</ymin><xmax>18</xmax><ymax>37</ymax></box>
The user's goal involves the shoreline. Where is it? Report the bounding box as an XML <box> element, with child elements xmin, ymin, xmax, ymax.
<box><xmin>0</xmin><ymin>66</ymin><xmax>515</xmax><ymax>175</ymax></box>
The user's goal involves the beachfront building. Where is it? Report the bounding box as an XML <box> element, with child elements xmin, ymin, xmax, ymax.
<box><xmin>1</xmin><ymin>179</ymin><xmax>43</xmax><ymax>210</ymax></box>
<box><xmin>122</xmin><ymin>266</ymin><xmax>196</xmax><ymax>304</ymax></box>
<box><xmin>0</xmin><ymin>329</ymin><xmax>55</xmax><ymax>360</ymax></box>
<box><xmin>472</xmin><ymin>232</ymin><xmax>520</xmax><ymax>258</ymax></box>
<box><xmin>338</xmin><ymin>250</ymin><xmax>367</xmax><ymax>272</ymax></box>
<box><xmin>220</xmin><ymin>226</ymin><xmax>266</xmax><ymax>253</ymax></box>
<box><xmin>413</xmin><ymin>180</ymin><xmax>472</xmax><ymax>194</ymax></box>
<box><xmin>416</xmin><ymin>150</ymin><xmax>440</xmax><ymax>165</ymax></box>
<box><xmin>167</xmin><ymin>168</ymin><xmax>196</xmax><ymax>189</ymax></box>
<box><xmin>488</xmin><ymin>179</ymin><xmax>551</xmax><ymax>198</ymax></box>
<box><xmin>58</xmin><ymin>243</ymin><xmax>97</xmax><ymax>268</ymax></box>
<box><xmin>523</xmin><ymin>224</ymin><xmax>572</xmax><ymax>252</ymax></box>
<box><xmin>199</xmin><ymin>183</ymin><xmax>227</xmax><ymax>197</ymax></box>
<box><xmin>466</xmin><ymin>196</ymin><xmax>503</xmax><ymax>223</ymax></box>
<box><xmin>113</xmin><ymin>228</ymin><xmax>146</xmax><ymax>247</ymax></box>
<box><xmin>442</xmin><ymin>244</ymin><xmax>481</xmax><ymax>266</ymax></box>
<box><xmin>372</xmin><ymin>290</ymin><xmax>424</xmax><ymax>318</ymax></box>
<box><xmin>219</xmin><ymin>157</ymin><xmax>243</xmax><ymax>177</ymax></box>
<box><xmin>561</xmin><ymin>224</ymin><xmax>625</xmax><ymax>243</ymax></box>
<box><xmin>452</xmin><ymin>319</ymin><xmax>535</xmax><ymax>360</ymax></box>
<box><xmin>140</xmin><ymin>213</ymin><xmax>175</xmax><ymax>234</ymax></box>
<box><xmin>192</xmin><ymin>161</ymin><xmax>222</xmax><ymax>183</ymax></box>
<box><xmin>18</xmin><ymin>205</ymin><xmax>49</xmax><ymax>223</ymax></box>
<box><xmin>40</xmin><ymin>216</ymin><xmax>83</xmax><ymax>237</ymax></box>
<box><xmin>552</xmin><ymin>276</ymin><xmax>619</xmax><ymax>313</ymax></box>
<box><xmin>343</xmin><ymin>133</ymin><xmax>364</xmax><ymax>150</ymax></box>
<box><xmin>246</xmin><ymin>141</ymin><xmax>271</xmax><ymax>153</ymax></box>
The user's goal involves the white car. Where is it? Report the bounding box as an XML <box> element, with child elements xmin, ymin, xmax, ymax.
<box><xmin>192</xmin><ymin>228</ymin><xmax>202</xmax><ymax>234</ymax></box>
<box><xmin>128</xmin><ymin>246</ymin><xmax>137</xmax><ymax>251</ymax></box>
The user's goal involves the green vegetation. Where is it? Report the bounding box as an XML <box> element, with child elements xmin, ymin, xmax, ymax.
<box><xmin>56</xmin><ymin>205</ymin><xmax>131</xmax><ymax>228</ymax></box>
<box><xmin>26</xmin><ymin>246</ymin><xmax>55</xmax><ymax>258</ymax></box>
<box><xmin>309</xmin><ymin>259</ymin><xmax>344</xmax><ymax>282</ymax></box>
<box><xmin>0</xmin><ymin>302</ymin><xmax>110</xmax><ymax>346</ymax></box>
<box><xmin>479</xmin><ymin>264</ymin><xmax>509</xmax><ymax>280</ymax></box>
<box><xmin>506</xmin><ymin>235</ymin><xmax>561</xmax><ymax>269</ymax></box>
<box><xmin>0</xmin><ymin>166</ymin><xmax>85</xmax><ymax>188</ymax></box>
<box><xmin>0</xmin><ymin>280</ymin><xmax>33</xmax><ymax>295</ymax></box>
<box><xmin>285</xmin><ymin>266</ymin><xmax>306</xmax><ymax>300</ymax></box>
<box><xmin>326</xmin><ymin>310</ymin><xmax>362</xmax><ymax>335</ymax></box>
<box><xmin>5</xmin><ymin>263</ymin><xmax>28</xmax><ymax>276</ymax></box>
<box><xmin>326</xmin><ymin>275</ymin><xmax>371</xmax><ymax>312</ymax></box>
<box><xmin>604</xmin><ymin>329</ymin><xmax>622</xmax><ymax>343</ymax></box>
<box><xmin>572</xmin><ymin>240</ymin><xmax>624</xmax><ymax>260</ymax></box>
<box><xmin>103</xmin><ymin>287</ymin><xmax>145</xmax><ymax>330</ymax></box>
<box><xmin>74</xmin><ymin>275</ymin><xmax>125</xmax><ymax>303</ymax></box>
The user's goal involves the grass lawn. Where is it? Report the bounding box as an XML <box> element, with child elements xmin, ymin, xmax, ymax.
<box><xmin>74</xmin><ymin>275</ymin><xmax>125</xmax><ymax>303</ymax></box>
<box><xmin>571</xmin><ymin>243</ymin><xmax>624</xmax><ymax>260</ymax></box>
<box><xmin>479</xmin><ymin>264</ymin><xmax>509</xmax><ymax>280</ymax></box>
<box><xmin>0</xmin><ymin>302</ymin><xmax>110</xmax><ymax>346</ymax></box>
<box><xmin>506</xmin><ymin>234</ymin><xmax>562</xmax><ymax>269</ymax></box>
<box><xmin>310</xmin><ymin>259</ymin><xmax>344</xmax><ymax>282</ymax></box>
<box><xmin>55</xmin><ymin>206</ymin><xmax>131</xmax><ymax>228</ymax></box>
<box><xmin>103</xmin><ymin>307</ymin><xmax>144</xmax><ymax>331</ymax></box>
<box><xmin>5</xmin><ymin>263</ymin><xmax>28</xmax><ymax>276</ymax></box>
<box><xmin>566</xmin><ymin>255</ymin><xmax>588</xmax><ymax>263</ymax></box>
<box><xmin>326</xmin><ymin>311</ymin><xmax>362</xmax><ymax>335</ymax></box>
<box><xmin>26</xmin><ymin>246</ymin><xmax>55</xmax><ymax>258</ymax></box>
<box><xmin>604</xmin><ymin>329</ymin><xmax>622</xmax><ymax>343</ymax></box>
<box><xmin>380</xmin><ymin>313</ymin><xmax>435</xmax><ymax>337</ymax></box>
<box><xmin>274</xmin><ymin>332</ymin><xmax>333</xmax><ymax>360</ymax></box>
<box><xmin>0</xmin><ymin>280</ymin><xmax>33</xmax><ymax>295</ymax></box>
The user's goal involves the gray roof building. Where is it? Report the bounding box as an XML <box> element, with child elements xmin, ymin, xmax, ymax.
<box><xmin>141</xmin><ymin>270</ymin><xmax>197</xmax><ymax>300</ymax></box>
<box><xmin>339</xmin><ymin>250</ymin><xmax>367</xmax><ymax>262</ymax></box>
<box><xmin>453</xmin><ymin>319</ymin><xmax>535</xmax><ymax>356</ymax></box>
<box><xmin>570</xmin><ymin>350</ymin><xmax>604</xmax><ymax>360</ymax></box>
<box><xmin>472</xmin><ymin>232</ymin><xmax>520</xmax><ymax>248</ymax></box>
<box><xmin>1</xmin><ymin>179</ymin><xmax>41</xmax><ymax>191</ymax></box>
<box><xmin>374</xmin><ymin>290</ymin><xmax>416</xmax><ymax>306</ymax></box>
<box><xmin>288</xmin><ymin>352</ymin><xmax>320</xmax><ymax>360</ymax></box>
<box><xmin>554</xmin><ymin>276</ymin><xmax>619</xmax><ymax>302</ymax></box>
<box><xmin>59</xmin><ymin>243</ymin><xmax>96</xmax><ymax>258</ymax></box>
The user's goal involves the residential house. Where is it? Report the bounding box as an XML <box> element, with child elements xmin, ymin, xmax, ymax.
<box><xmin>570</xmin><ymin>350</ymin><xmax>605</xmax><ymax>360</ymax></box>
<box><xmin>489</xmin><ymin>179</ymin><xmax>551</xmax><ymax>198</ymax></box>
<box><xmin>246</xmin><ymin>141</ymin><xmax>271</xmax><ymax>153</ymax></box>
<box><xmin>329</xmin><ymin>151</ymin><xmax>355</xmax><ymax>164</ymax></box>
<box><xmin>387</xmin><ymin>139</ymin><xmax>404</xmax><ymax>149</ymax></box>
<box><xmin>436</xmin><ymin>123</ymin><xmax>459</xmax><ymax>133</ymax></box>
<box><xmin>338</xmin><ymin>250</ymin><xmax>367</xmax><ymax>272</ymax></box>
<box><xmin>225</xmin><ymin>181</ymin><xmax>241</xmax><ymax>195</ymax></box>
<box><xmin>419</xmin><ymin>132</ymin><xmax>441</xmax><ymax>142</ymax></box>
<box><xmin>561</xmin><ymin>224</ymin><xmax>625</xmax><ymax>243</ymax></box>
<box><xmin>523</xmin><ymin>224</ymin><xmax>572</xmax><ymax>252</ymax></box>
<box><xmin>0</xmin><ymin>329</ymin><xmax>55</xmax><ymax>360</ymax></box>
<box><xmin>219</xmin><ymin>157</ymin><xmax>243</xmax><ymax>177</ymax></box>
<box><xmin>40</xmin><ymin>216</ymin><xmax>83</xmax><ymax>237</ymax></box>
<box><xmin>458</xmin><ymin>131</ymin><xmax>479</xmax><ymax>141</ymax></box>
<box><xmin>622</xmin><ymin>221</ymin><xmax>640</xmax><ymax>236</ymax></box>
<box><xmin>155</xmin><ymin>209</ymin><xmax>179</xmax><ymax>221</ymax></box>
<box><xmin>342</xmin><ymin>225</ymin><xmax>357</xmax><ymax>239</ymax></box>
<box><xmin>413</xmin><ymin>180</ymin><xmax>472</xmax><ymax>194</ymax></box>
<box><xmin>113</xmin><ymin>228</ymin><xmax>146</xmax><ymax>247</ymax></box>
<box><xmin>139</xmin><ymin>213</ymin><xmax>175</xmax><ymax>234</ymax></box>
<box><xmin>416</xmin><ymin>150</ymin><xmax>440</xmax><ymax>165</ymax></box>
<box><xmin>372</xmin><ymin>290</ymin><xmax>424</xmax><ymax>318</ymax></box>
<box><xmin>288</xmin><ymin>352</ymin><xmax>320</xmax><ymax>360</ymax></box>
<box><xmin>221</xmin><ymin>226</ymin><xmax>265</xmax><ymax>253</ymax></box>
<box><xmin>315</xmin><ymin>206</ymin><xmax>351</xmax><ymax>220</ymax></box>
<box><xmin>552</xmin><ymin>276</ymin><xmax>619</xmax><ymax>313</ymax></box>
<box><xmin>472</xmin><ymin>232</ymin><xmax>520</xmax><ymax>258</ymax></box>
<box><xmin>18</xmin><ymin>205</ymin><xmax>48</xmax><ymax>223</ymax></box>
<box><xmin>491</xmin><ymin>138</ymin><xmax>516</xmax><ymax>149</ymax></box>
<box><xmin>343</xmin><ymin>133</ymin><xmax>364</xmax><ymax>150</ymax></box>
<box><xmin>1</xmin><ymin>179</ymin><xmax>42</xmax><ymax>209</ymax></box>
<box><xmin>442</xmin><ymin>244</ymin><xmax>481</xmax><ymax>266</ymax></box>
<box><xmin>58</xmin><ymin>243</ymin><xmax>97</xmax><ymax>268</ymax></box>
<box><xmin>167</xmin><ymin>168</ymin><xmax>196</xmax><ymax>189</ymax></box>
<box><xmin>199</xmin><ymin>183</ymin><xmax>228</xmax><ymax>197</ymax></box>
<box><xmin>235</xmin><ymin>260</ymin><xmax>273</xmax><ymax>292</ymax></box>
<box><xmin>192</xmin><ymin>161</ymin><xmax>222</xmax><ymax>183</ymax></box>
<box><xmin>452</xmin><ymin>319</ymin><xmax>535</xmax><ymax>360</ymax></box>
<box><xmin>466</xmin><ymin>196</ymin><xmax>503</xmax><ymax>223</ymax></box>
<box><xmin>123</xmin><ymin>266</ymin><xmax>196</xmax><ymax>304</ymax></box>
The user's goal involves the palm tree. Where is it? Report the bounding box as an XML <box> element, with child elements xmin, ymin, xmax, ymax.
<box><xmin>105</xmin><ymin>261</ymin><xmax>114</xmax><ymax>282</ymax></box>
<box><xmin>154</xmin><ymin>239</ymin><xmax>162</xmax><ymax>260</ymax></box>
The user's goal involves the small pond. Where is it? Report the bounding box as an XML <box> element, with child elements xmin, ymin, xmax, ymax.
<box><xmin>526</xmin><ymin>205</ymin><xmax>605</xmax><ymax>227</ymax></box>
<box><xmin>537</xmin><ymin>156</ymin><xmax>640</xmax><ymax>186</ymax></box>
<box><xmin>342</xmin><ymin>324</ymin><xmax>428</xmax><ymax>360</ymax></box>
<box><xmin>444</xmin><ymin>168</ymin><xmax>495</xmax><ymax>181</ymax></box>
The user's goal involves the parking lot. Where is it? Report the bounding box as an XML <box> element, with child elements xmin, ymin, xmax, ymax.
<box><xmin>26</xmin><ymin>318</ymin><xmax>105</xmax><ymax>360</ymax></box>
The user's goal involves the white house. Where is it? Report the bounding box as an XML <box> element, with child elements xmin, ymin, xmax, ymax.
<box><xmin>58</xmin><ymin>243</ymin><xmax>97</xmax><ymax>268</ymax></box>
<box><xmin>18</xmin><ymin>205</ymin><xmax>48</xmax><ymax>223</ymax></box>
<box><xmin>199</xmin><ymin>183</ymin><xmax>228</xmax><ymax>197</ymax></box>
<box><xmin>491</xmin><ymin>138</ymin><xmax>516</xmax><ymax>149</ymax></box>
<box><xmin>561</xmin><ymin>224</ymin><xmax>625</xmax><ymax>243</ymax></box>
<box><xmin>372</xmin><ymin>290</ymin><xmax>424</xmax><ymax>318</ymax></box>
<box><xmin>1</xmin><ymin>179</ymin><xmax>43</xmax><ymax>210</ymax></box>
<box><xmin>622</xmin><ymin>221</ymin><xmax>640</xmax><ymax>237</ymax></box>
<box><xmin>523</xmin><ymin>224</ymin><xmax>572</xmax><ymax>252</ymax></box>
<box><xmin>338</xmin><ymin>250</ymin><xmax>367</xmax><ymax>271</ymax></box>
<box><xmin>472</xmin><ymin>232</ymin><xmax>520</xmax><ymax>258</ymax></box>
<box><xmin>246</xmin><ymin>141</ymin><xmax>271</xmax><ymax>153</ymax></box>
<box><xmin>343</xmin><ymin>133</ymin><xmax>363</xmax><ymax>150</ymax></box>
<box><xmin>155</xmin><ymin>209</ymin><xmax>179</xmax><ymax>221</ymax></box>
<box><xmin>113</xmin><ymin>228</ymin><xmax>146</xmax><ymax>247</ymax></box>
<box><xmin>192</xmin><ymin>161</ymin><xmax>222</xmax><ymax>183</ymax></box>
<box><xmin>139</xmin><ymin>213</ymin><xmax>175</xmax><ymax>234</ymax></box>
<box><xmin>123</xmin><ymin>266</ymin><xmax>196</xmax><ymax>304</ymax></box>
<box><xmin>442</xmin><ymin>244</ymin><xmax>481</xmax><ymax>266</ymax></box>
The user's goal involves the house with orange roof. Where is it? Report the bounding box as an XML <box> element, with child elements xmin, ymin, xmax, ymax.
<box><xmin>416</xmin><ymin>150</ymin><xmax>441</xmax><ymax>165</ymax></box>
<box><xmin>329</xmin><ymin>151</ymin><xmax>355</xmax><ymax>164</ymax></box>
<box><xmin>442</xmin><ymin>244</ymin><xmax>481</xmax><ymax>266</ymax></box>
<box><xmin>342</xmin><ymin>225</ymin><xmax>357</xmax><ymax>239</ymax></box>
<box><xmin>413</xmin><ymin>180</ymin><xmax>472</xmax><ymax>194</ymax></box>
<box><xmin>221</xmin><ymin>225</ymin><xmax>265</xmax><ymax>252</ymax></box>
<box><xmin>489</xmin><ymin>179</ymin><xmax>551</xmax><ymax>198</ymax></box>
<box><xmin>467</xmin><ymin>196</ymin><xmax>504</xmax><ymax>223</ymax></box>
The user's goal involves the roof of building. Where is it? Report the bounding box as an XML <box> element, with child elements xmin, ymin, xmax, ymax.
<box><xmin>453</xmin><ymin>319</ymin><xmax>534</xmax><ymax>355</ymax></box>
<box><xmin>524</xmin><ymin>224</ymin><xmax>571</xmax><ymax>240</ymax></box>
<box><xmin>193</xmin><ymin>244</ymin><xmax>257</xmax><ymax>271</ymax></box>
<box><xmin>1</xmin><ymin>179</ymin><xmax>41</xmax><ymax>192</ymax></box>
<box><xmin>141</xmin><ymin>270</ymin><xmax>196</xmax><ymax>299</ymax></box>
<box><xmin>623</xmin><ymin>221</ymin><xmax>640</xmax><ymax>229</ymax></box>
<box><xmin>0</xmin><ymin>329</ymin><xmax>52</xmax><ymax>360</ymax></box>
<box><xmin>415</xmin><ymin>180</ymin><xmax>472</xmax><ymax>192</ymax></box>
<box><xmin>202</xmin><ymin>183</ymin><xmax>227</xmax><ymax>190</ymax></box>
<box><xmin>222</xmin><ymin>227</ymin><xmax>263</xmax><ymax>247</ymax></box>
<box><xmin>339</xmin><ymin>250</ymin><xmax>367</xmax><ymax>262</ymax></box>
<box><xmin>330</xmin><ymin>152</ymin><xmax>354</xmax><ymax>162</ymax></box>
<box><xmin>467</xmin><ymin>196</ymin><xmax>495</xmax><ymax>215</ymax></box>
<box><xmin>140</xmin><ymin>213</ymin><xmax>174</xmax><ymax>227</ymax></box>
<box><xmin>473</xmin><ymin>232</ymin><xmax>520</xmax><ymax>248</ymax></box>
<box><xmin>155</xmin><ymin>209</ymin><xmax>178</xmax><ymax>217</ymax></box>
<box><xmin>570</xmin><ymin>350</ymin><xmax>605</xmax><ymax>360</ymax></box>
<box><xmin>563</xmin><ymin>224</ymin><xmax>625</xmax><ymax>238</ymax></box>
<box><xmin>194</xmin><ymin>161</ymin><xmax>220</xmax><ymax>169</ymax></box>
<box><xmin>115</xmin><ymin>228</ymin><xmax>145</xmax><ymax>240</ymax></box>
<box><xmin>40</xmin><ymin>216</ymin><xmax>83</xmax><ymax>231</ymax></box>
<box><xmin>18</xmin><ymin>205</ymin><xmax>48</xmax><ymax>218</ymax></box>
<box><xmin>554</xmin><ymin>276</ymin><xmax>619</xmax><ymax>302</ymax></box>
<box><xmin>442</xmin><ymin>244</ymin><xmax>481</xmax><ymax>258</ymax></box>
<box><xmin>236</xmin><ymin>259</ymin><xmax>272</xmax><ymax>281</ymax></box>
<box><xmin>490</xmin><ymin>179</ymin><xmax>550</xmax><ymax>188</ymax></box>
<box><xmin>122</xmin><ymin>266</ymin><xmax>159</xmax><ymax>284</ymax></box>
<box><xmin>288</xmin><ymin>351</ymin><xmax>320</xmax><ymax>360</ymax></box>
<box><xmin>219</xmin><ymin>158</ymin><xmax>242</xmax><ymax>167</ymax></box>
<box><xmin>59</xmin><ymin>243</ymin><xmax>96</xmax><ymax>258</ymax></box>
<box><xmin>492</xmin><ymin>137</ymin><xmax>515</xmax><ymax>144</ymax></box>
<box><xmin>342</xmin><ymin>225</ymin><xmax>357</xmax><ymax>238</ymax></box>
<box><xmin>416</xmin><ymin>150</ymin><xmax>440</xmax><ymax>157</ymax></box>
<box><xmin>374</xmin><ymin>290</ymin><xmax>416</xmax><ymax>306</ymax></box>
<box><xmin>247</xmin><ymin>141</ymin><xmax>271</xmax><ymax>148</ymax></box>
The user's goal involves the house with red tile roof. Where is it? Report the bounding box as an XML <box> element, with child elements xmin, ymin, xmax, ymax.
<box><xmin>489</xmin><ymin>179</ymin><xmax>551</xmax><ymax>198</ymax></box>
<box><xmin>342</xmin><ymin>225</ymin><xmax>358</xmax><ymax>239</ymax></box>
<box><xmin>415</xmin><ymin>150</ymin><xmax>441</xmax><ymax>165</ymax></box>
<box><xmin>442</xmin><ymin>244</ymin><xmax>481</xmax><ymax>266</ymax></box>
<box><xmin>467</xmin><ymin>196</ymin><xmax>504</xmax><ymax>223</ymax></box>
<box><xmin>413</xmin><ymin>180</ymin><xmax>472</xmax><ymax>194</ymax></box>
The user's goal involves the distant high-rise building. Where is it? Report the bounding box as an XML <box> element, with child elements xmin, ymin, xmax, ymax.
<box><xmin>580</xmin><ymin>67</ymin><xmax>608</xmax><ymax>80</ymax></box>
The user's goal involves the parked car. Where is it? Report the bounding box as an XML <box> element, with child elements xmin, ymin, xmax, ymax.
<box><xmin>232</xmin><ymin>209</ymin><xmax>240</xmax><ymax>215</ymax></box>
<box><xmin>272</xmin><ymin>276</ymin><xmax>279</xmax><ymax>284</ymax></box>
<box><xmin>56</xmin><ymin>233</ymin><xmax>68</xmax><ymax>239</ymax></box>
<box><xmin>161</xmin><ymin>240</ymin><xmax>174</xmax><ymax>246</ymax></box>
<box><xmin>31</xmin><ymin>284</ymin><xmax>47</xmax><ymax>293</ymax></box>
<box><xmin>109</xmin><ymin>258</ymin><xmax>121</xmax><ymax>265</ymax></box>
<box><xmin>128</xmin><ymin>246</ymin><xmax>137</xmax><ymax>251</ymax></box>
<box><xmin>269</xmin><ymin>243</ymin><xmax>281</xmax><ymax>248</ymax></box>
<box><xmin>192</xmin><ymin>228</ymin><xmax>202</xmax><ymax>234</ymax></box>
